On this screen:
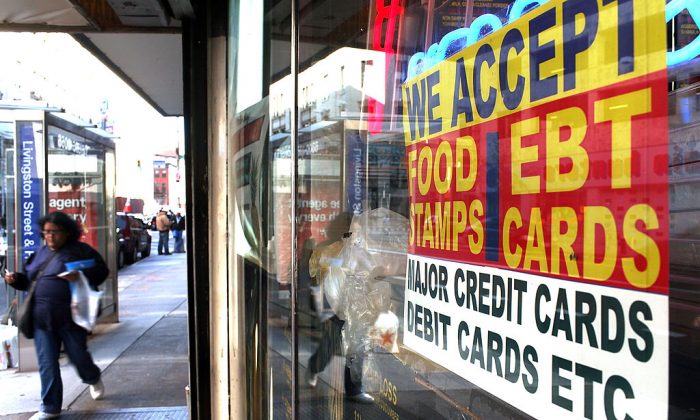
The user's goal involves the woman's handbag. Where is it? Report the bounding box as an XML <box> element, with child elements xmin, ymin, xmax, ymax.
<box><xmin>16</xmin><ymin>282</ymin><xmax>37</xmax><ymax>338</ymax></box>
<box><xmin>15</xmin><ymin>252</ymin><xmax>58</xmax><ymax>339</ymax></box>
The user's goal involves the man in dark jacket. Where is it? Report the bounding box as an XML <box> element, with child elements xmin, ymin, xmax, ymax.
<box><xmin>172</xmin><ymin>212</ymin><xmax>186</xmax><ymax>253</ymax></box>
<box><xmin>156</xmin><ymin>210</ymin><xmax>172</xmax><ymax>255</ymax></box>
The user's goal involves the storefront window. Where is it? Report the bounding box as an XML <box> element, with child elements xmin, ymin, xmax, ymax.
<box><xmin>668</xmin><ymin>5</ymin><xmax>700</xmax><ymax>413</ymax></box>
<box><xmin>228</xmin><ymin>0</ymin><xmax>700</xmax><ymax>418</ymax></box>
<box><xmin>228</xmin><ymin>0</ymin><xmax>294</xmax><ymax>418</ymax></box>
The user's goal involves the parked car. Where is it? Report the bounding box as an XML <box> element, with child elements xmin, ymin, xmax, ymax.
<box><xmin>116</xmin><ymin>212</ymin><xmax>152</xmax><ymax>268</ymax></box>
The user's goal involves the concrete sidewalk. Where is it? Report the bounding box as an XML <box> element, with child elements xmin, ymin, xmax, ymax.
<box><xmin>0</xmin><ymin>244</ymin><xmax>189</xmax><ymax>419</ymax></box>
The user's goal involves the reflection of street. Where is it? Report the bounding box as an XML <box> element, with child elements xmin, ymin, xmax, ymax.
<box><xmin>270</xmin><ymin>319</ymin><xmax>527</xmax><ymax>419</ymax></box>
<box><xmin>274</xmin><ymin>234</ymin><xmax>538</xmax><ymax>419</ymax></box>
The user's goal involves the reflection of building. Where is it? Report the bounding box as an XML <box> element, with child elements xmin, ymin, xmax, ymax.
<box><xmin>271</xmin><ymin>48</ymin><xmax>386</xmax><ymax>134</ymax></box>
<box><xmin>268</xmin><ymin>48</ymin><xmax>408</xmax><ymax>282</ymax></box>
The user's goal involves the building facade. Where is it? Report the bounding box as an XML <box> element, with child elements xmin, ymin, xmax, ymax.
<box><xmin>182</xmin><ymin>0</ymin><xmax>700</xmax><ymax>419</ymax></box>
<box><xmin>153</xmin><ymin>160</ymin><xmax>170</xmax><ymax>205</ymax></box>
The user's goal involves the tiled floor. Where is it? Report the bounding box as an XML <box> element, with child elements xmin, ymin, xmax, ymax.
<box><xmin>57</xmin><ymin>407</ymin><xmax>188</xmax><ymax>419</ymax></box>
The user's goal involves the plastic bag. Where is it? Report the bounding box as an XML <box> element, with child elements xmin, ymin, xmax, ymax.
<box><xmin>0</xmin><ymin>324</ymin><xmax>18</xmax><ymax>369</ymax></box>
<box><xmin>309</xmin><ymin>241</ymin><xmax>346</xmax><ymax>317</ymax></box>
<box><xmin>1</xmin><ymin>296</ymin><xmax>17</xmax><ymax>326</ymax></box>
<box><xmin>369</xmin><ymin>311</ymin><xmax>399</xmax><ymax>353</ymax></box>
<box><xmin>69</xmin><ymin>271</ymin><xmax>103</xmax><ymax>332</ymax></box>
<box><xmin>323</xmin><ymin>264</ymin><xmax>346</xmax><ymax>316</ymax></box>
<box><xmin>349</xmin><ymin>207</ymin><xmax>409</xmax><ymax>277</ymax></box>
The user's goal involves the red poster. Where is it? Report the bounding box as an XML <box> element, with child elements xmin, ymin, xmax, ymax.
<box><xmin>48</xmin><ymin>191</ymin><xmax>99</xmax><ymax>248</ymax></box>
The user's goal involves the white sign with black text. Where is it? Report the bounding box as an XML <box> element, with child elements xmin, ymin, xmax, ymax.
<box><xmin>402</xmin><ymin>254</ymin><xmax>668</xmax><ymax>420</ymax></box>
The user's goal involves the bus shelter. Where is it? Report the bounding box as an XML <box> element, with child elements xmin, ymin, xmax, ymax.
<box><xmin>0</xmin><ymin>107</ymin><xmax>117</xmax><ymax>371</ymax></box>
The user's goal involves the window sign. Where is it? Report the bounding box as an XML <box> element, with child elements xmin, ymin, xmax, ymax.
<box><xmin>401</xmin><ymin>0</ymin><xmax>669</xmax><ymax>418</ymax></box>
<box><xmin>408</xmin><ymin>0</ymin><xmax>699</xmax><ymax>81</ymax></box>
<box><xmin>52</xmin><ymin>131</ymin><xmax>90</xmax><ymax>154</ymax></box>
<box><xmin>668</xmin><ymin>0</ymin><xmax>700</xmax><ymax>66</ymax></box>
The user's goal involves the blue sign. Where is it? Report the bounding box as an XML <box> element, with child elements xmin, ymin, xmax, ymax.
<box><xmin>345</xmin><ymin>129</ymin><xmax>365</xmax><ymax>215</ymax></box>
<box><xmin>17</xmin><ymin>121</ymin><xmax>43</xmax><ymax>261</ymax></box>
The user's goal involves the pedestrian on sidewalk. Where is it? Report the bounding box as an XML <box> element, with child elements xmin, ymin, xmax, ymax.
<box><xmin>3</xmin><ymin>211</ymin><xmax>109</xmax><ymax>419</ymax></box>
<box><xmin>156</xmin><ymin>209</ymin><xmax>172</xmax><ymax>255</ymax></box>
<box><xmin>172</xmin><ymin>212</ymin><xmax>186</xmax><ymax>253</ymax></box>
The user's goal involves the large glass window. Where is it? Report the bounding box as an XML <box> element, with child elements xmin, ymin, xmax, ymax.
<box><xmin>228</xmin><ymin>0</ymin><xmax>700</xmax><ymax>418</ymax></box>
<box><xmin>668</xmin><ymin>6</ymin><xmax>700</xmax><ymax>412</ymax></box>
<box><xmin>228</xmin><ymin>0</ymin><xmax>293</xmax><ymax>418</ymax></box>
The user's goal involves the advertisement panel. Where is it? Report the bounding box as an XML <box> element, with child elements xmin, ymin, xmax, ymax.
<box><xmin>48</xmin><ymin>191</ymin><xmax>99</xmax><ymax>248</ymax></box>
<box><xmin>401</xmin><ymin>0</ymin><xmax>669</xmax><ymax>418</ymax></box>
<box><xmin>47</xmin><ymin>126</ymin><xmax>100</xmax><ymax>247</ymax></box>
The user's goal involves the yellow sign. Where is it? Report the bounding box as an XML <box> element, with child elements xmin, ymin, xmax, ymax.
<box><xmin>402</xmin><ymin>0</ymin><xmax>666</xmax><ymax>145</ymax></box>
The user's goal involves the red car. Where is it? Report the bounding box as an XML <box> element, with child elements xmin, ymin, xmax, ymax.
<box><xmin>116</xmin><ymin>213</ymin><xmax>152</xmax><ymax>268</ymax></box>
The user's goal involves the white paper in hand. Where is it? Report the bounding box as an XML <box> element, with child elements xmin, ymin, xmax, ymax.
<box><xmin>57</xmin><ymin>270</ymin><xmax>78</xmax><ymax>279</ymax></box>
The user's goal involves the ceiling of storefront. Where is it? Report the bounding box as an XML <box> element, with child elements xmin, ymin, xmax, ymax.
<box><xmin>0</xmin><ymin>0</ymin><xmax>191</xmax><ymax>116</ymax></box>
<box><xmin>0</xmin><ymin>0</ymin><xmax>370</xmax><ymax>117</ymax></box>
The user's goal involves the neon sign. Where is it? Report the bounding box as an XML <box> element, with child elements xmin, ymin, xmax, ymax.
<box><xmin>406</xmin><ymin>0</ymin><xmax>699</xmax><ymax>81</ymax></box>
<box><xmin>369</xmin><ymin>0</ymin><xmax>403</xmax><ymax>134</ymax></box>
<box><xmin>667</xmin><ymin>0</ymin><xmax>700</xmax><ymax>66</ymax></box>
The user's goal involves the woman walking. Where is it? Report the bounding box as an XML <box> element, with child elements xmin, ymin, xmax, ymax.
<box><xmin>4</xmin><ymin>211</ymin><xmax>109</xmax><ymax>419</ymax></box>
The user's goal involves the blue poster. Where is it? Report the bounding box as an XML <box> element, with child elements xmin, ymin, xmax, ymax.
<box><xmin>17</xmin><ymin>121</ymin><xmax>43</xmax><ymax>261</ymax></box>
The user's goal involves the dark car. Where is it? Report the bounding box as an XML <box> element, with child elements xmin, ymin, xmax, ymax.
<box><xmin>116</xmin><ymin>212</ymin><xmax>152</xmax><ymax>268</ymax></box>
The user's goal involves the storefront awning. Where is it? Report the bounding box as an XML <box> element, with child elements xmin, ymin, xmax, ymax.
<box><xmin>0</xmin><ymin>0</ymin><xmax>193</xmax><ymax>117</ymax></box>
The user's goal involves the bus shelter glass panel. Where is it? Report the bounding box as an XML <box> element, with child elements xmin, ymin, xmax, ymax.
<box><xmin>0</xmin><ymin>120</ymin><xmax>18</xmax><ymax>356</ymax></box>
<box><xmin>46</xmin><ymin>125</ymin><xmax>113</xmax><ymax>314</ymax></box>
<box><xmin>0</xmin><ymin>118</ymin><xmax>43</xmax><ymax>370</ymax></box>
